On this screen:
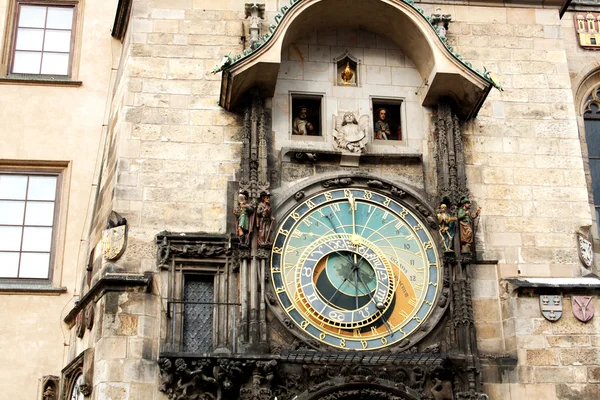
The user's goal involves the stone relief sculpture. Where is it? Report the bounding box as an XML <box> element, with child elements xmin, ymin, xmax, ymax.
<box><xmin>332</xmin><ymin>111</ymin><xmax>369</xmax><ymax>153</ymax></box>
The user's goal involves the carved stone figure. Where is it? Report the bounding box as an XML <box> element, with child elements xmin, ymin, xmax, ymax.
<box><xmin>374</xmin><ymin>108</ymin><xmax>391</xmax><ymax>140</ymax></box>
<box><xmin>333</xmin><ymin>111</ymin><xmax>369</xmax><ymax>153</ymax></box>
<box><xmin>256</xmin><ymin>192</ymin><xmax>274</xmax><ymax>246</ymax></box>
<box><xmin>457</xmin><ymin>198</ymin><xmax>480</xmax><ymax>253</ymax></box>
<box><xmin>234</xmin><ymin>192</ymin><xmax>254</xmax><ymax>245</ymax></box>
<box><xmin>437</xmin><ymin>204</ymin><xmax>456</xmax><ymax>252</ymax></box>
<box><xmin>293</xmin><ymin>106</ymin><xmax>314</xmax><ymax>135</ymax></box>
<box><xmin>43</xmin><ymin>385</ymin><xmax>56</xmax><ymax>400</ymax></box>
<box><xmin>430</xmin><ymin>378</ymin><xmax>454</xmax><ymax>400</ymax></box>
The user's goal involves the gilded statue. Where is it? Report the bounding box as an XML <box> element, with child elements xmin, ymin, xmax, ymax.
<box><xmin>341</xmin><ymin>61</ymin><xmax>354</xmax><ymax>84</ymax></box>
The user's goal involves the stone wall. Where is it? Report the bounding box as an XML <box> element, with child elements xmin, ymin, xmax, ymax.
<box><xmin>433</xmin><ymin>5</ymin><xmax>596</xmax><ymax>399</ymax></box>
<box><xmin>79</xmin><ymin>2</ymin><xmax>598</xmax><ymax>400</ymax></box>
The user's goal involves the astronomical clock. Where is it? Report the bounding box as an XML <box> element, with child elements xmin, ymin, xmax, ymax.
<box><xmin>269</xmin><ymin>183</ymin><xmax>445</xmax><ymax>351</ymax></box>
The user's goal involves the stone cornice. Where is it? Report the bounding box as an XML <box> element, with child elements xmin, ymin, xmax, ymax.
<box><xmin>63</xmin><ymin>272</ymin><xmax>152</xmax><ymax>325</ymax></box>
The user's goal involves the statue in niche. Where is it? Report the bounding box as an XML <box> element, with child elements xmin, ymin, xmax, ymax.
<box><xmin>374</xmin><ymin>108</ymin><xmax>391</xmax><ymax>140</ymax></box>
<box><xmin>233</xmin><ymin>191</ymin><xmax>254</xmax><ymax>246</ymax></box>
<box><xmin>457</xmin><ymin>197</ymin><xmax>481</xmax><ymax>253</ymax></box>
<box><xmin>437</xmin><ymin>203</ymin><xmax>456</xmax><ymax>252</ymax></box>
<box><xmin>341</xmin><ymin>61</ymin><xmax>354</xmax><ymax>85</ymax></box>
<box><xmin>43</xmin><ymin>385</ymin><xmax>56</xmax><ymax>400</ymax></box>
<box><xmin>256</xmin><ymin>192</ymin><xmax>274</xmax><ymax>247</ymax></box>
<box><xmin>333</xmin><ymin>111</ymin><xmax>369</xmax><ymax>153</ymax></box>
<box><xmin>293</xmin><ymin>106</ymin><xmax>314</xmax><ymax>135</ymax></box>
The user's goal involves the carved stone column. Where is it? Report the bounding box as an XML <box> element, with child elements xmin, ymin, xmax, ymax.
<box><xmin>235</xmin><ymin>89</ymin><xmax>271</xmax><ymax>353</ymax></box>
<box><xmin>434</xmin><ymin>101</ymin><xmax>485</xmax><ymax>398</ymax></box>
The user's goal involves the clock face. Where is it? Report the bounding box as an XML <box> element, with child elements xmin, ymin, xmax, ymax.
<box><xmin>270</xmin><ymin>188</ymin><xmax>441</xmax><ymax>350</ymax></box>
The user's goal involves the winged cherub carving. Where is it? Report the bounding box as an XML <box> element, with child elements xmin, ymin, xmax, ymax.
<box><xmin>333</xmin><ymin>111</ymin><xmax>369</xmax><ymax>153</ymax></box>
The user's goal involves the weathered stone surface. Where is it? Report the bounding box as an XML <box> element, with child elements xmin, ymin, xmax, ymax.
<box><xmin>526</xmin><ymin>349</ymin><xmax>559</xmax><ymax>366</ymax></box>
<box><xmin>556</xmin><ymin>384</ymin><xmax>600</xmax><ymax>400</ymax></box>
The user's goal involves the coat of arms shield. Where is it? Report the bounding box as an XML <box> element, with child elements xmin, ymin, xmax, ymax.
<box><xmin>102</xmin><ymin>225</ymin><xmax>128</xmax><ymax>261</ymax></box>
<box><xmin>577</xmin><ymin>233</ymin><xmax>594</xmax><ymax>269</ymax></box>
<box><xmin>572</xmin><ymin>296</ymin><xmax>594</xmax><ymax>323</ymax></box>
<box><xmin>540</xmin><ymin>295</ymin><xmax>562</xmax><ymax>322</ymax></box>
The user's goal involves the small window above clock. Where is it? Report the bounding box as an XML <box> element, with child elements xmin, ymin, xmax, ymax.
<box><xmin>291</xmin><ymin>93</ymin><xmax>323</xmax><ymax>140</ymax></box>
<box><xmin>372</xmin><ymin>98</ymin><xmax>405</xmax><ymax>143</ymax></box>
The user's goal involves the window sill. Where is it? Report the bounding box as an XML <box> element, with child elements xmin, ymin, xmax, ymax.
<box><xmin>0</xmin><ymin>75</ymin><xmax>82</xmax><ymax>87</ymax></box>
<box><xmin>0</xmin><ymin>281</ymin><xmax>68</xmax><ymax>295</ymax></box>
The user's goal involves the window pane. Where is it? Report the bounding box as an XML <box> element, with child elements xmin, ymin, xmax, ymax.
<box><xmin>19</xmin><ymin>5</ymin><xmax>47</xmax><ymax>28</ymax></box>
<box><xmin>44</xmin><ymin>30</ymin><xmax>71</xmax><ymax>52</ymax></box>
<box><xmin>22</xmin><ymin>227</ymin><xmax>52</xmax><ymax>252</ymax></box>
<box><xmin>46</xmin><ymin>7</ymin><xmax>73</xmax><ymax>29</ymax></box>
<box><xmin>183</xmin><ymin>277</ymin><xmax>214</xmax><ymax>353</ymax></box>
<box><xmin>585</xmin><ymin>120</ymin><xmax>600</xmax><ymax>157</ymax></box>
<box><xmin>27</xmin><ymin>176</ymin><xmax>57</xmax><ymax>200</ymax></box>
<box><xmin>19</xmin><ymin>253</ymin><xmax>50</xmax><ymax>278</ymax></box>
<box><xmin>25</xmin><ymin>202</ymin><xmax>55</xmax><ymax>226</ymax></box>
<box><xmin>0</xmin><ymin>201</ymin><xmax>25</xmax><ymax>225</ymax></box>
<box><xmin>0</xmin><ymin>175</ymin><xmax>28</xmax><ymax>200</ymax></box>
<box><xmin>41</xmin><ymin>52</ymin><xmax>69</xmax><ymax>75</ymax></box>
<box><xmin>0</xmin><ymin>252</ymin><xmax>20</xmax><ymax>278</ymax></box>
<box><xmin>15</xmin><ymin>28</ymin><xmax>44</xmax><ymax>51</ymax></box>
<box><xmin>13</xmin><ymin>51</ymin><xmax>42</xmax><ymax>74</ymax></box>
<box><xmin>0</xmin><ymin>226</ymin><xmax>22</xmax><ymax>251</ymax></box>
<box><xmin>590</xmin><ymin>159</ymin><xmax>600</xmax><ymax>205</ymax></box>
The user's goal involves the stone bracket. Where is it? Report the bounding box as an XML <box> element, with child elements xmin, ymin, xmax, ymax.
<box><xmin>63</xmin><ymin>272</ymin><xmax>152</xmax><ymax>325</ymax></box>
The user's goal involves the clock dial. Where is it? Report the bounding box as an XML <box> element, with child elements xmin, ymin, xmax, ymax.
<box><xmin>270</xmin><ymin>188</ymin><xmax>441</xmax><ymax>350</ymax></box>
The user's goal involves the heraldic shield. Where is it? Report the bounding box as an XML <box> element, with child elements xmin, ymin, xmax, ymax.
<box><xmin>102</xmin><ymin>225</ymin><xmax>127</xmax><ymax>261</ymax></box>
<box><xmin>572</xmin><ymin>295</ymin><xmax>594</xmax><ymax>323</ymax></box>
<box><xmin>540</xmin><ymin>295</ymin><xmax>563</xmax><ymax>322</ymax></box>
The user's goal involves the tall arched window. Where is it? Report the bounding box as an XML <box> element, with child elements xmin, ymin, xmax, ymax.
<box><xmin>584</xmin><ymin>88</ymin><xmax>600</xmax><ymax>226</ymax></box>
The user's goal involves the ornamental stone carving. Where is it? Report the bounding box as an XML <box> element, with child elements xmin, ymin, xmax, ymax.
<box><xmin>333</xmin><ymin>111</ymin><xmax>369</xmax><ymax>153</ymax></box>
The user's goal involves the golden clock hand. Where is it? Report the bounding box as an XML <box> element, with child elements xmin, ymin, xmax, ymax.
<box><xmin>348</xmin><ymin>193</ymin><xmax>357</xmax><ymax>237</ymax></box>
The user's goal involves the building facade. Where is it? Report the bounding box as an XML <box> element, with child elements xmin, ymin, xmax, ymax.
<box><xmin>3</xmin><ymin>0</ymin><xmax>600</xmax><ymax>399</ymax></box>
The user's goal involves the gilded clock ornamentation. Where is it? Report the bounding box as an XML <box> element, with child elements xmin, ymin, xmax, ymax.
<box><xmin>270</xmin><ymin>187</ymin><xmax>441</xmax><ymax>350</ymax></box>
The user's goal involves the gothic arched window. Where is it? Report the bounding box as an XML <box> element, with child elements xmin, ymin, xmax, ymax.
<box><xmin>584</xmin><ymin>88</ymin><xmax>600</xmax><ymax>225</ymax></box>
